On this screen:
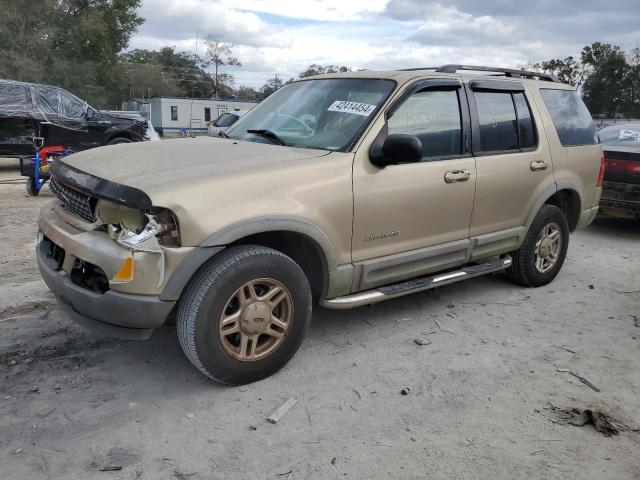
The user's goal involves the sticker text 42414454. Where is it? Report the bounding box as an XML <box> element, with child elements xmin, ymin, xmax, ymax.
<box><xmin>327</xmin><ymin>100</ymin><xmax>377</xmax><ymax>116</ymax></box>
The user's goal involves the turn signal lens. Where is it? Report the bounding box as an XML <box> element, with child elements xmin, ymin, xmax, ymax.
<box><xmin>113</xmin><ymin>256</ymin><xmax>134</xmax><ymax>282</ymax></box>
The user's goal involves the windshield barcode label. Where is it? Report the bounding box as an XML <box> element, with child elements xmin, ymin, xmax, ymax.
<box><xmin>327</xmin><ymin>101</ymin><xmax>377</xmax><ymax>116</ymax></box>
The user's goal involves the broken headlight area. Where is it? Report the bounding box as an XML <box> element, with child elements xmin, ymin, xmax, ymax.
<box><xmin>95</xmin><ymin>200</ymin><xmax>180</xmax><ymax>250</ymax></box>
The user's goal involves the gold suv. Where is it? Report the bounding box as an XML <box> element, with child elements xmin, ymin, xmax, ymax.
<box><xmin>37</xmin><ymin>65</ymin><xmax>603</xmax><ymax>384</ymax></box>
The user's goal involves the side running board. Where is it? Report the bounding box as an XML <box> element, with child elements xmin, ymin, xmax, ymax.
<box><xmin>320</xmin><ymin>255</ymin><xmax>512</xmax><ymax>310</ymax></box>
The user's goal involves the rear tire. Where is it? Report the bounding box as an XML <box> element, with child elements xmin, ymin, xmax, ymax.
<box><xmin>177</xmin><ymin>245</ymin><xmax>312</xmax><ymax>385</ymax></box>
<box><xmin>507</xmin><ymin>205</ymin><xmax>569</xmax><ymax>287</ymax></box>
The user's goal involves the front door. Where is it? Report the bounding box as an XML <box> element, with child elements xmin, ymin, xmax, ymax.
<box><xmin>351</xmin><ymin>82</ymin><xmax>477</xmax><ymax>290</ymax></box>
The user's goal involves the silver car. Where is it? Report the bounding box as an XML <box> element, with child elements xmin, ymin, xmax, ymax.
<box><xmin>207</xmin><ymin>111</ymin><xmax>247</xmax><ymax>136</ymax></box>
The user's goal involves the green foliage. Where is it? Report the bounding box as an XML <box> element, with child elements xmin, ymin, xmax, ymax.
<box><xmin>260</xmin><ymin>74</ymin><xmax>284</xmax><ymax>99</ymax></box>
<box><xmin>121</xmin><ymin>47</ymin><xmax>218</xmax><ymax>99</ymax></box>
<box><xmin>298</xmin><ymin>64</ymin><xmax>349</xmax><ymax>78</ymax></box>
<box><xmin>536</xmin><ymin>43</ymin><xmax>640</xmax><ymax>118</ymax></box>
<box><xmin>580</xmin><ymin>43</ymin><xmax>629</xmax><ymax>117</ymax></box>
<box><xmin>234</xmin><ymin>64</ymin><xmax>353</xmax><ymax>101</ymax></box>
<box><xmin>0</xmin><ymin>0</ymin><xmax>143</xmax><ymax>108</ymax></box>
<box><xmin>533</xmin><ymin>57</ymin><xmax>583</xmax><ymax>87</ymax></box>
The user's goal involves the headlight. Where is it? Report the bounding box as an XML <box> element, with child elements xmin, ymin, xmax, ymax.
<box><xmin>95</xmin><ymin>200</ymin><xmax>180</xmax><ymax>249</ymax></box>
<box><xmin>117</xmin><ymin>209</ymin><xmax>181</xmax><ymax>249</ymax></box>
<box><xmin>117</xmin><ymin>219</ymin><xmax>159</xmax><ymax>247</ymax></box>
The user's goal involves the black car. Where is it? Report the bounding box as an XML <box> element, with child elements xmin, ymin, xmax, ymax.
<box><xmin>598</xmin><ymin>123</ymin><xmax>640</xmax><ymax>219</ymax></box>
<box><xmin>0</xmin><ymin>79</ymin><xmax>149</xmax><ymax>157</ymax></box>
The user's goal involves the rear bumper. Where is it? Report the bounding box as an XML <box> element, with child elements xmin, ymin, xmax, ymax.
<box><xmin>576</xmin><ymin>206</ymin><xmax>599</xmax><ymax>229</ymax></box>
<box><xmin>37</xmin><ymin>239</ymin><xmax>175</xmax><ymax>340</ymax></box>
<box><xmin>600</xmin><ymin>181</ymin><xmax>640</xmax><ymax>218</ymax></box>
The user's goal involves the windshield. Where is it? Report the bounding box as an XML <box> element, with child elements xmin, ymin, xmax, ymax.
<box><xmin>599</xmin><ymin>124</ymin><xmax>640</xmax><ymax>148</ymax></box>
<box><xmin>226</xmin><ymin>78</ymin><xmax>396</xmax><ymax>151</ymax></box>
<box><xmin>214</xmin><ymin>113</ymin><xmax>239</xmax><ymax>127</ymax></box>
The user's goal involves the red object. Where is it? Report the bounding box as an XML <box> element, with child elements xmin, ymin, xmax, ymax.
<box><xmin>597</xmin><ymin>152</ymin><xmax>606</xmax><ymax>187</ymax></box>
<box><xmin>39</xmin><ymin>145</ymin><xmax>66</xmax><ymax>164</ymax></box>
<box><xmin>603</xmin><ymin>154</ymin><xmax>640</xmax><ymax>176</ymax></box>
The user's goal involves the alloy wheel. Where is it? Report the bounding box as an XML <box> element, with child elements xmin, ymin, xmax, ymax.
<box><xmin>533</xmin><ymin>222</ymin><xmax>562</xmax><ymax>273</ymax></box>
<box><xmin>218</xmin><ymin>278</ymin><xmax>293</xmax><ymax>361</ymax></box>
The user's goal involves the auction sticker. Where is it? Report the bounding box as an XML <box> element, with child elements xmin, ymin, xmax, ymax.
<box><xmin>327</xmin><ymin>100</ymin><xmax>377</xmax><ymax>116</ymax></box>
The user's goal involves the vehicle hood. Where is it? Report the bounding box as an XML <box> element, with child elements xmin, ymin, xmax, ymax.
<box><xmin>58</xmin><ymin>136</ymin><xmax>330</xmax><ymax>201</ymax></box>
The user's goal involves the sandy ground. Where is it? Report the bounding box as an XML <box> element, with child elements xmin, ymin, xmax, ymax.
<box><xmin>0</xmin><ymin>157</ymin><xmax>639</xmax><ymax>480</ymax></box>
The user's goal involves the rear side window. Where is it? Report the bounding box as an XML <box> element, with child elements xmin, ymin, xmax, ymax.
<box><xmin>539</xmin><ymin>89</ymin><xmax>596</xmax><ymax>146</ymax></box>
<box><xmin>388</xmin><ymin>89</ymin><xmax>462</xmax><ymax>158</ymax></box>
<box><xmin>474</xmin><ymin>92</ymin><xmax>519</xmax><ymax>152</ymax></box>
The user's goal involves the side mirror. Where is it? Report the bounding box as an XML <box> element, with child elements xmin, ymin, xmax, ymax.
<box><xmin>371</xmin><ymin>133</ymin><xmax>423</xmax><ymax>168</ymax></box>
<box><xmin>85</xmin><ymin>107</ymin><xmax>95</xmax><ymax>120</ymax></box>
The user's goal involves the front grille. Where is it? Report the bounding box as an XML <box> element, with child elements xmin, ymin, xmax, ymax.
<box><xmin>50</xmin><ymin>176</ymin><xmax>95</xmax><ymax>223</ymax></box>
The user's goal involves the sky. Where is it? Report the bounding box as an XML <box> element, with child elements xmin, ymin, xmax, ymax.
<box><xmin>130</xmin><ymin>0</ymin><xmax>640</xmax><ymax>89</ymax></box>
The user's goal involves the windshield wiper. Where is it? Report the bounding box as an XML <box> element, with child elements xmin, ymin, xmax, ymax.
<box><xmin>246</xmin><ymin>129</ymin><xmax>287</xmax><ymax>146</ymax></box>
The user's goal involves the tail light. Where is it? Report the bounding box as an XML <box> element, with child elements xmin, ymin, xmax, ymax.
<box><xmin>603</xmin><ymin>152</ymin><xmax>640</xmax><ymax>177</ymax></box>
<box><xmin>597</xmin><ymin>152</ymin><xmax>605</xmax><ymax>187</ymax></box>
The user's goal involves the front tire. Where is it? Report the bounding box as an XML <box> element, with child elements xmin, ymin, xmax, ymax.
<box><xmin>177</xmin><ymin>245</ymin><xmax>312</xmax><ymax>385</ymax></box>
<box><xmin>507</xmin><ymin>205</ymin><xmax>569</xmax><ymax>287</ymax></box>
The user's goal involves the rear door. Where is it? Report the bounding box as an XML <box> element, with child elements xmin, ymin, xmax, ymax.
<box><xmin>466</xmin><ymin>80</ymin><xmax>555</xmax><ymax>258</ymax></box>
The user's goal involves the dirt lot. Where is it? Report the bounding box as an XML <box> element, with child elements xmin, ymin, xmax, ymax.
<box><xmin>0</xmin><ymin>157</ymin><xmax>638</xmax><ymax>480</ymax></box>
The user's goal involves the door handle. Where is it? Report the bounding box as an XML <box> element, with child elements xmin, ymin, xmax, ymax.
<box><xmin>444</xmin><ymin>169</ymin><xmax>471</xmax><ymax>183</ymax></box>
<box><xmin>530</xmin><ymin>160</ymin><xmax>548</xmax><ymax>171</ymax></box>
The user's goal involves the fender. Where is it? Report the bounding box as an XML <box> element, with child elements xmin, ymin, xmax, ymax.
<box><xmin>522</xmin><ymin>180</ymin><xmax>582</xmax><ymax>240</ymax></box>
<box><xmin>160</xmin><ymin>216</ymin><xmax>339</xmax><ymax>302</ymax></box>
<box><xmin>200</xmin><ymin>215</ymin><xmax>338</xmax><ymax>271</ymax></box>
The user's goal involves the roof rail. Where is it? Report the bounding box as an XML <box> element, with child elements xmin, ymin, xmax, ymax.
<box><xmin>399</xmin><ymin>64</ymin><xmax>561</xmax><ymax>83</ymax></box>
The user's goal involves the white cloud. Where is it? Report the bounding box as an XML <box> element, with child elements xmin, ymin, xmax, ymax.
<box><xmin>135</xmin><ymin>0</ymin><xmax>290</xmax><ymax>48</ymax></box>
<box><xmin>218</xmin><ymin>0</ymin><xmax>388</xmax><ymax>22</ymax></box>
<box><xmin>130</xmin><ymin>0</ymin><xmax>640</xmax><ymax>89</ymax></box>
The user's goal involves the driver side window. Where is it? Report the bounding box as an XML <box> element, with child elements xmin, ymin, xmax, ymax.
<box><xmin>388</xmin><ymin>89</ymin><xmax>462</xmax><ymax>159</ymax></box>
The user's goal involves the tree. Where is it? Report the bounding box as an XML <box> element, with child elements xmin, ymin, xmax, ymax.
<box><xmin>121</xmin><ymin>47</ymin><xmax>222</xmax><ymax>99</ymax></box>
<box><xmin>580</xmin><ymin>42</ymin><xmax>628</xmax><ymax>117</ymax></box>
<box><xmin>532</xmin><ymin>57</ymin><xmax>583</xmax><ymax>87</ymax></box>
<box><xmin>260</xmin><ymin>74</ymin><xmax>284</xmax><ymax>99</ymax></box>
<box><xmin>535</xmin><ymin>43</ymin><xmax>640</xmax><ymax>119</ymax></box>
<box><xmin>0</xmin><ymin>0</ymin><xmax>53</xmax><ymax>83</ymax></box>
<box><xmin>204</xmin><ymin>35</ymin><xmax>241</xmax><ymax>99</ymax></box>
<box><xmin>623</xmin><ymin>48</ymin><xmax>640</xmax><ymax>118</ymax></box>
<box><xmin>298</xmin><ymin>64</ymin><xmax>350</xmax><ymax>78</ymax></box>
<box><xmin>0</xmin><ymin>0</ymin><xmax>143</xmax><ymax>108</ymax></box>
<box><xmin>235</xmin><ymin>86</ymin><xmax>260</xmax><ymax>101</ymax></box>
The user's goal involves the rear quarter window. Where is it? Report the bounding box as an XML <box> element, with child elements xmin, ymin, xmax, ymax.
<box><xmin>539</xmin><ymin>89</ymin><xmax>596</xmax><ymax>146</ymax></box>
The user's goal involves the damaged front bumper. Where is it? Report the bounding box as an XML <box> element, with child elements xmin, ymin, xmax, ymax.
<box><xmin>36</xmin><ymin>200</ymin><xmax>183</xmax><ymax>339</ymax></box>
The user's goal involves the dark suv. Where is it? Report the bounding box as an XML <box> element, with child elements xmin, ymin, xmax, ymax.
<box><xmin>0</xmin><ymin>79</ymin><xmax>149</xmax><ymax>157</ymax></box>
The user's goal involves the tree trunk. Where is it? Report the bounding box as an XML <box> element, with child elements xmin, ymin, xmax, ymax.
<box><xmin>215</xmin><ymin>63</ymin><xmax>218</xmax><ymax>100</ymax></box>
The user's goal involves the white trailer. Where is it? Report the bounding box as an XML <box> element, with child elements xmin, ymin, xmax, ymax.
<box><xmin>149</xmin><ymin>97</ymin><xmax>258</xmax><ymax>136</ymax></box>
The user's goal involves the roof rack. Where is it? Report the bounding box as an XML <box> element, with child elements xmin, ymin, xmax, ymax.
<box><xmin>399</xmin><ymin>64</ymin><xmax>560</xmax><ymax>83</ymax></box>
